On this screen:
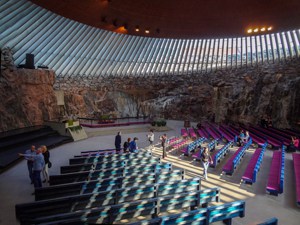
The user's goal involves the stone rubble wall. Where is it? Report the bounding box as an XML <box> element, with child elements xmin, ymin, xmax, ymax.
<box><xmin>1</xmin><ymin>46</ymin><xmax>300</xmax><ymax>131</ymax></box>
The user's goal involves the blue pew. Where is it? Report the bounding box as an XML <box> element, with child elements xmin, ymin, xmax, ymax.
<box><xmin>128</xmin><ymin>200</ymin><xmax>245</xmax><ymax>225</ymax></box>
<box><xmin>16</xmin><ymin>178</ymin><xmax>201</xmax><ymax>220</ymax></box>
<box><xmin>50</xmin><ymin>163</ymin><xmax>172</xmax><ymax>185</ymax></box>
<box><xmin>22</xmin><ymin>188</ymin><xmax>220</xmax><ymax>225</ymax></box>
<box><xmin>61</xmin><ymin>156</ymin><xmax>160</xmax><ymax>174</ymax></box>
<box><xmin>35</xmin><ymin>170</ymin><xmax>185</xmax><ymax>201</ymax></box>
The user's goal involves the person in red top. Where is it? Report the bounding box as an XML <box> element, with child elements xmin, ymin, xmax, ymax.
<box><xmin>287</xmin><ymin>136</ymin><xmax>300</xmax><ymax>152</ymax></box>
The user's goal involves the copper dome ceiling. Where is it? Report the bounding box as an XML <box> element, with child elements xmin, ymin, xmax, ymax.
<box><xmin>30</xmin><ymin>0</ymin><xmax>300</xmax><ymax>38</ymax></box>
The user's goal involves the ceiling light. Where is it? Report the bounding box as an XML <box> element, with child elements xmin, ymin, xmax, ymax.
<box><xmin>260</xmin><ymin>27</ymin><xmax>266</xmax><ymax>32</ymax></box>
<box><xmin>135</xmin><ymin>26</ymin><xmax>139</xmax><ymax>32</ymax></box>
<box><xmin>247</xmin><ymin>29</ymin><xmax>253</xmax><ymax>34</ymax></box>
<box><xmin>254</xmin><ymin>28</ymin><xmax>259</xmax><ymax>33</ymax></box>
<box><xmin>267</xmin><ymin>26</ymin><xmax>272</xmax><ymax>31</ymax></box>
<box><xmin>145</xmin><ymin>29</ymin><xmax>150</xmax><ymax>34</ymax></box>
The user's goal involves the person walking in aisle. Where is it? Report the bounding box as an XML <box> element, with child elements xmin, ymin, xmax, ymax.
<box><xmin>147</xmin><ymin>130</ymin><xmax>155</xmax><ymax>149</ymax></box>
<box><xmin>201</xmin><ymin>147</ymin><xmax>212</xmax><ymax>180</ymax></box>
<box><xmin>160</xmin><ymin>134</ymin><xmax>167</xmax><ymax>159</ymax></box>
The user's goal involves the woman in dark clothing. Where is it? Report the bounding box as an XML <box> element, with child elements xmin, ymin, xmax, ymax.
<box><xmin>41</xmin><ymin>145</ymin><xmax>50</xmax><ymax>183</ymax></box>
<box><xmin>115</xmin><ymin>131</ymin><xmax>122</xmax><ymax>153</ymax></box>
<box><xmin>123</xmin><ymin>138</ymin><xmax>131</xmax><ymax>153</ymax></box>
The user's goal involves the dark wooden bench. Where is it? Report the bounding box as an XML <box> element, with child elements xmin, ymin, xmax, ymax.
<box><xmin>50</xmin><ymin>163</ymin><xmax>172</xmax><ymax>185</ymax></box>
<box><xmin>35</xmin><ymin>170</ymin><xmax>184</xmax><ymax>201</ymax></box>
<box><xmin>20</xmin><ymin>188</ymin><xmax>220</xmax><ymax>225</ymax></box>
<box><xmin>61</xmin><ymin>157</ymin><xmax>160</xmax><ymax>174</ymax></box>
<box><xmin>128</xmin><ymin>200</ymin><xmax>245</xmax><ymax>225</ymax></box>
<box><xmin>16</xmin><ymin>178</ymin><xmax>201</xmax><ymax>220</ymax></box>
<box><xmin>70</xmin><ymin>151</ymin><xmax>151</xmax><ymax>165</ymax></box>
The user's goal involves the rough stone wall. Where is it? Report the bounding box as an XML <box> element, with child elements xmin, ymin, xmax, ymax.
<box><xmin>0</xmin><ymin>48</ymin><xmax>59</xmax><ymax>132</ymax></box>
<box><xmin>54</xmin><ymin>58</ymin><xmax>300</xmax><ymax>129</ymax></box>
<box><xmin>1</xmin><ymin>45</ymin><xmax>300</xmax><ymax>131</ymax></box>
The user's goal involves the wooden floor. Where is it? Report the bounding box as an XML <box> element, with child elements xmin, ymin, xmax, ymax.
<box><xmin>0</xmin><ymin>120</ymin><xmax>299</xmax><ymax>225</ymax></box>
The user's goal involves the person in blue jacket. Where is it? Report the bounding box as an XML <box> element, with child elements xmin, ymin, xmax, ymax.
<box><xmin>129</xmin><ymin>137</ymin><xmax>139</xmax><ymax>153</ymax></box>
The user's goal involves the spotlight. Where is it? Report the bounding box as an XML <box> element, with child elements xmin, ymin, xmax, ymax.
<box><xmin>254</xmin><ymin>28</ymin><xmax>259</xmax><ymax>33</ymax></box>
<box><xmin>260</xmin><ymin>27</ymin><xmax>266</xmax><ymax>32</ymax></box>
<box><xmin>135</xmin><ymin>26</ymin><xmax>139</xmax><ymax>32</ymax></box>
<box><xmin>145</xmin><ymin>29</ymin><xmax>150</xmax><ymax>34</ymax></box>
<box><xmin>247</xmin><ymin>29</ymin><xmax>253</xmax><ymax>34</ymax></box>
<box><xmin>267</xmin><ymin>26</ymin><xmax>272</xmax><ymax>31</ymax></box>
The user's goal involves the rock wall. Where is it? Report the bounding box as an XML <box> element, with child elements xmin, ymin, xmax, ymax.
<box><xmin>0</xmin><ymin>48</ymin><xmax>59</xmax><ymax>132</ymax></box>
<box><xmin>54</xmin><ymin>58</ymin><xmax>300</xmax><ymax>129</ymax></box>
<box><xmin>1</xmin><ymin>45</ymin><xmax>300</xmax><ymax>131</ymax></box>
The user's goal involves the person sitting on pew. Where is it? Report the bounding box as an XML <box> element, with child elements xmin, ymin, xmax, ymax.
<box><xmin>242</xmin><ymin>131</ymin><xmax>250</xmax><ymax>144</ymax></box>
<box><xmin>287</xmin><ymin>136</ymin><xmax>299</xmax><ymax>152</ymax></box>
<box><xmin>129</xmin><ymin>137</ymin><xmax>139</xmax><ymax>153</ymax></box>
<box><xmin>237</xmin><ymin>130</ymin><xmax>245</xmax><ymax>147</ymax></box>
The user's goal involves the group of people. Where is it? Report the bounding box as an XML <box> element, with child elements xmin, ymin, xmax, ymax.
<box><xmin>236</xmin><ymin>130</ymin><xmax>250</xmax><ymax>147</ymax></box>
<box><xmin>114</xmin><ymin>131</ymin><xmax>139</xmax><ymax>153</ymax></box>
<box><xmin>114</xmin><ymin>130</ymin><xmax>168</xmax><ymax>158</ymax></box>
<box><xmin>19</xmin><ymin>145</ymin><xmax>51</xmax><ymax>193</ymax></box>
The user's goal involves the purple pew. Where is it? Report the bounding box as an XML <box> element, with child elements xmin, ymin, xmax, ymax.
<box><xmin>292</xmin><ymin>153</ymin><xmax>300</xmax><ymax>206</ymax></box>
<box><xmin>181</xmin><ymin>128</ymin><xmax>188</xmax><ymax>138</ymax></box>
<box><xmin>197</xmin><ymin>129</ymin><xmax>210</xmax><ymax>139</ymax></box>
<box><xmin>247</xmin><ymin>127</ymin><xmax>281</xmax><ymax>148</ymax></box>
<box><xmin>266</xmin><ymin>149</ymin><xmax>284</xmax><ymax>196</ymax></box>
<box><xmin>241</xmin><ymin>148</ymin><xmax>262</xmax><ymax>184</ymax></box>
<box><xmin>205</xmin><ymin>126</ymin><xmax>221</xmax><ymax>140</ymax></box>
<box><xmin>250</xmin><ymin>126</ymin><xmax>290</xmax><ymax>146</ymax></box>
<box><xmin>222</xmin><ymin>146</ymin><xmax>243</xmax><ymax>174</ymax></box>
<box><xmin>188</xmin><ymin>128</ymin><xmax>197</xmax><ymax>139</ymax></box>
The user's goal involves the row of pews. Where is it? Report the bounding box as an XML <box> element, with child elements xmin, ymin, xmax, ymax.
<box><xmin>15</xmin><ymin>150</ymin><xmax>249</xmax><ymax>225</ymax></box>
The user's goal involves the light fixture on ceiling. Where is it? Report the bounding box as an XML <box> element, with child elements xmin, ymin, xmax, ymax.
<box><xmin>247</xmin><ymin>29</ymin><xmax>253</xmax><ymax>34</ymax></box>
<box><xmin>267</xmin><ymin>26</ymin><xmax>272</xmax><ymax>31</ymax></box>
<box><xmin>145</xmin><ymin>29</ymin><xmax>150</xmax><ymax>34</ymax></box>
<box><xmin>260</xmin><ymin>27</ymin><xmax>266</xmax><ymax>32</ymax></box>
<box><xmin>253</xmin><ymin>28</ymin><xmax>259</xmax><ymax>33</ymax></box>
<box><xmin>135</xmin><ymin>26</ymin><xmax>139</xmax><ymax>32</ymax></box>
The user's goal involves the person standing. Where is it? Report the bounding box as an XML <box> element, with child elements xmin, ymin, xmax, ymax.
<box><xmin>19</xmin><ymin>147</ymin><xmax>45</xmax><ymax>192</ymax></box>
<box><xmin>201</xmin><ymin>147</ymin><xmax>212</xmax><ymax>180</ymax></box>
<box><xmin>123</xmin><ymin>138</ymin><xmax>131</xmax><ymax>153</ymax></box>
<box><xmin>147</xmin><ymin>130</ymin><xmax>154</xmax><ymax>149</ymax></box>
<box><xmin>115</xmin><ymin>131</ymin><xmax>122</xmax><ymax>153</ymax></box>
<box><xmin>160</xmin><ymin>134</ymin><xmax>167</xmax><ymax>159</ymax></box>
<box><xmin>24</xmin><ymin>145</ymin><xmax>36</xmax><ymax>184</ymax></box>
<box><xmin>41</xmin><ymin>145</ymin><xmax>50</xmax><ymax>183</ymax></box>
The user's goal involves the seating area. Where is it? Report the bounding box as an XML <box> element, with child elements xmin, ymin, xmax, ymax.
<box><xmin>70</xmin><ymin>151</ymin><xmax>152</xmax><ymax>164</ymax></box>
<box><xmin>128</xmin><ymin>200</ymin><xmax>246</xmax><ymax>225</ymax></box>
<box><xmin>60</xmin><ymin>156</ymin><xmax>160</xmax><ymax>174</ymax></box>
<box><xmin>188</xmin><ymin>128</ymin><xmax>197</xmax><ymax>139</ymax></box>
<box><xmin>13</xmin><ymin>148</ymin><xmax>256</xmax><ymax>225</ymax></box>
<box><xmin>181</xmin><ymin>137</ymin><xmax>206</xmax><ymax>156</ymax></box>
<box><xmin>34</xmin><ymin>169</ymin><xmax>185</xmax><ymax>201</ymax></box>
<box><xmin>222</xmin><ymin>139</ymin><xmax>252</xmax><ymax>175</ymax></box>
<box><xmin>181</xmin><ymin>128</ymin><xmax>188</xmax><ymax>138</ymax></box>
<box><xmin>292</xmin><ymin>153</ymin><xmax>300</xmax><ymax>206</ymax></box>
<box><xmin>210</xmin><ymin>141</ymin><xmax>233</xmax><ymax>168</ymax></box>
<box><xmin>266</xmin><ymin>146</ymin><xmax>285</xmax><ymax>195</ymax></box>
<box><xmin>242</xmin><ymin>143</ymin><xmax>268</xmax><ymax>184</ymax></box>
